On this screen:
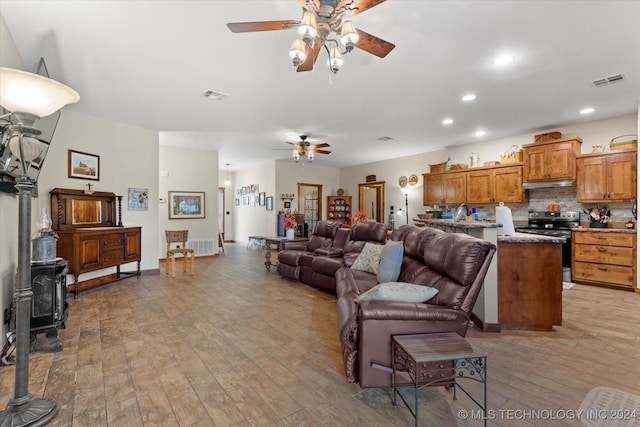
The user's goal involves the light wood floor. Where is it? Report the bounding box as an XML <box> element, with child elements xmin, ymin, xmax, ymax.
<box><xmin>1</xmin><ymin>242</ymin><xmax>639</xmax><ymax>426</ymax></box>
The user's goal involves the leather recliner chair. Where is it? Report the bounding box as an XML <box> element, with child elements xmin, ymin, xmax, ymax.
<box><xmin>277</xmin><ymin>220</ymin><xmax>342</xmax><ymax>281</ymax></box>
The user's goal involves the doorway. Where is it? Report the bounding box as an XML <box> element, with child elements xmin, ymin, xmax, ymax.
<box><xmin>218</xmin><ymin>187</ymin><xmax>225</xmax><ymax>240</ymax></box>
<box><xmin>297</xmin><ymin>183</ymin><xmax>322</xmax><ymax>236</ymax></box>
<box><xmin>358</xmin><ymin>181</ymin><xmax>385</xmax><ymax>222</ymax></box>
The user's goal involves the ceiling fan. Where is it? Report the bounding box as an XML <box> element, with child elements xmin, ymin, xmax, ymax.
<box><xmin>287</xmin><ymin>135</ymin><xmax>331</xmax><ymax>162</ymax></box>
<box><xmin>226</xmin><ymin>0</ymin><xmax>395</xmax><ymax>73</ymax></box>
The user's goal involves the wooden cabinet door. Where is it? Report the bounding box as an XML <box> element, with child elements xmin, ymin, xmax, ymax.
<box><xmin>494</xmin><ymin>166</ymin><xmax>525</xmax><ymax>203</ymax></box>
<box><xmin>607</xmin><ymin>152</ymin><xmax>637</xmax><ymax>200</ymax></box>
<box><xmin>466</xmin><ymin>169</ymin><xmax>493</xmax><ymax>204</ymax></box>
<box><xmin>424</xmin><ymin>174</ymin><xmax>444</xmax><ymax>205</ymax></box>
<box><xmin>444</xmin><ymin>172</ymin><xmax>466</xmax><ymax>204</ymax></box>
<box><xmin>124</xmin><ymin>230</ymin><xmax>142</xmax><ymax>262</ymax></box>
<box><xmin>523</xmin><ymin>145</ymin><xmax>547</xmax><ymax>181</ymax></box>
<box><xmin>546</xmin><ymin>142</ymin><xmax>575</xmax><ymax>179</ymax></box>
<box><xmin>577</xmin><ymin>156</ymin><xmax>608</xmax><ymax>201</ymax></box>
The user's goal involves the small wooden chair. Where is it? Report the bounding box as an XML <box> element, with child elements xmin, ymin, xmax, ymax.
<box><xmin>165</xmin><ymin>230</ymin><xmax>195</xmax><ymax>277</ymax></box>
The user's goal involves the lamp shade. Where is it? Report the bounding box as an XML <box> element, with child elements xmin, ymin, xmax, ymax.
<box><xmin>0</xmin><ymin>67</ymin><xmax>79</xmax><ymax>118</ymax></box>
<box><xmin>340</xmin><ymin>21</ymin><xmax>359</xmax><ymax>46</ymax></box>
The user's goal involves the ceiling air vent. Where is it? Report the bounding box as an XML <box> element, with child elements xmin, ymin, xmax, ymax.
<box><xmin>592</xmin><ymin>73</ymin><xmax>626</xmax><ymax>87</ymax></box>
<box><xmin>203</xmin><ymin>90</ymin><xmax>229</xmax><ymax>101</ymax></box>
<box><xmin>377</xmin><ymin>136</ymin><xmax>394</xmax><ymax>141</ymax></box>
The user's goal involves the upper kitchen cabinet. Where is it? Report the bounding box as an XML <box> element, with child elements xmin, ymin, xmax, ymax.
<box><xmin>423</xmin><ymin>171</ymin><xmax>466</xmax><ymax>206</ymax></box>
<box><xmin>577</xmin><ymin>149</ymin><xmax>637</xmax><ymax>202</ymax></box>
<box><xmin>467</xmin><ymin>164</ymin><xmax>525</xmax><ymax>205</ymax></box>
<box><xmin>522</xmin><ymin>136</ymin><xmax>582</xmax><ymax>184</ymax></box>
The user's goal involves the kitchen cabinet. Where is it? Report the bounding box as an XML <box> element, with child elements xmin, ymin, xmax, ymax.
<box><xmin>572</xmin><ymin>230</ymin><xmax>636</xmax><ymax>289</ymax></box>
<box><xmin>522</xmin><ymin>136</ymin><xmax>582</xmax><ymax>183</ymax></box>
<box><xmin>576</xmin><ymin>149</ymin><xmax>637</xmax><ymax>202</ymax></box>
<box><xmin>327</xmin><ymin>195</ymin><xmax>351</xmax><ymax>224</ymax></box>
<box><xmin>467</xmin><ymin>164</ymin><xmax>525</xmax><ymax>204</ymax></box>
<box><xmin>423</xmin><ymin>171</ymin><xmax>466</xmax><ymax>206</ymax></box>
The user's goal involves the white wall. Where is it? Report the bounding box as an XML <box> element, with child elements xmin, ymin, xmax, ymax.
<box><xmin>231</xmin><ymin>160</ymin><xmax>276</xmax><ymax>242</ymax></box>
<box><xmin>158</xmin><ymin>143</ymin><xmax>218</xmax><ymax>259</ymax></box>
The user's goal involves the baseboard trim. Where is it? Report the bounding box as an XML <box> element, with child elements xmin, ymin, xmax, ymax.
<box><xmin>471</xmin><ymin>313</ymin><xmax>501</xmax><ymax>333</ymax></box>
<box><xmin>159</xmin><ymin>254</ymin><xmax>219</xmax><ymax>263</ymax></box>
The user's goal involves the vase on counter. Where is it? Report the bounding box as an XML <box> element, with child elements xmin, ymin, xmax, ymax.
<box><xmin>286</xmin><ymin>228</ymin><xmax>295</xmax><ymax>240</ymax></box>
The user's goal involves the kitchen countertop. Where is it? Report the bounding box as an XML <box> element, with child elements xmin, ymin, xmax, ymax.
<box><xmin>413</xmin><ymin>218</ymin><xmax>501</xmax><ymax>229</ymax></box>
<box><xmin>498</xmin><ymin>232</ymin><xmax>565</xmax><ymax>243</ymax></box>
<box><xmin>572</xmin><ymin>227</ymin><xmax>636</xmax><ymax>234</ymax></box>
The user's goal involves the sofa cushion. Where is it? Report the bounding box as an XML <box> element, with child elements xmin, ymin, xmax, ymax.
<box><xmin>350</xmin><ymin>242</ymin><xmax>384</xmax><ymax>274</ymax></box>
<box><xmin>377</xmin><ymin>240</ymin><xmax>404</xmax><ymax>283</ymax></box>
<box><xmin>355</xmin><ymin>282</ymin><xmax>439</xmax><ymax>303</ymax></box>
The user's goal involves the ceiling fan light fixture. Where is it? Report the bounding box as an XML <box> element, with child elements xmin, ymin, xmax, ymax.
<box><xmin>340</xmin><ymin>20</ymin><xmax>359</xmax><ymax>51</ymax></box>
<box><xmin>307</xmin><ymin>150</ymin><xmax>314</xmax><ymax>161</ymax></box>
<box><xmin>289</xmin><ymin>39</ymin><xmax>308</xmax><ymax>67</ymax></box>
<box><xmin>292</xmin><ymin>149</ymin><xmax>300</xmax><ymax>162</ymax></box>
<box><xmin>298</xmin><ymin>11</ymin><xmax>317</xmax><ymax>43</ymax></box>
<box><xmin>328</xmin><ymin>45</ymin><xmax>343</xmax><ymax>74</ymax></box>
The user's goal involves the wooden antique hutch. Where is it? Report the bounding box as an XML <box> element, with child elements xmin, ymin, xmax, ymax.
<box><xmin>50</xmin><ymin>188</ymin><xmax>141</xmax><ymax>295</ymax></box>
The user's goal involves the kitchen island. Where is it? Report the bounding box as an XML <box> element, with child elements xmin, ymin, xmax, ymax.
<box><xmin>497</xmin><ymin>232</ymin><xmax>565</xmax><ymax>331</ymax></box>
<box><xmin>415</xmin><ymin>219</ymin><xmax>566</xmax><ymax>331</ymax></box>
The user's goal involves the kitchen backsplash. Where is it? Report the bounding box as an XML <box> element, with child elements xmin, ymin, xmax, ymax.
<box><xmin>472</xmin><ymin>187</ymin><xmax>635</xmax><ymax>224</ymax></box>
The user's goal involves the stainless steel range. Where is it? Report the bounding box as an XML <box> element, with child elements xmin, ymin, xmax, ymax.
<box><xmin>516</xmin><ymin>210</ymin><xmax>580</xmax><ymax>270</ymax></box>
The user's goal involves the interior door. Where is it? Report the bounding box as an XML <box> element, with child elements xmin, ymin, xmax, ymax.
<box><xmin>297</xmin><ymin>183</ymin><xmax>322</xmax><ymax>236</ymax></box>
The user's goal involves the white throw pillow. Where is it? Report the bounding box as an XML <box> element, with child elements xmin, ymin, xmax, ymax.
<box><xmin>355</xmin><ymin>282</ymin><xmax>439</xmax><ymax>303</ymax></box>
<box><xmin>350</xmin><ymin>242</ymin><xmax>384</xmax><ymax>274</ymax></box>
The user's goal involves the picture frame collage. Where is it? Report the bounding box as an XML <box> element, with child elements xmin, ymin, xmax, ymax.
<box><xmin>235</xmin><ymin>184</ymin><xmax>272</xmax><ymax>211</ymax></box>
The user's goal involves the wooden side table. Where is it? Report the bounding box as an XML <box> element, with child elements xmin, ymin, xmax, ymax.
<box><xmin>392</xmin><ymin>333</ymin><xmax>488</xmax><ymax>427</ymax></box>
<box><xmin>247</xmin><ymin>236</ymin><xmax>309</xmax><ymax>270</ymax></box>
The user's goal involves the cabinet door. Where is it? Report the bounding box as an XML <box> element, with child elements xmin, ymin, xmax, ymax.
<box><xmin>494</xmin><ymin>166</ymin><xmax>525</xmax><ymax>203</ymax></box>
<box><xmin>546</xmin><ymin>142</ymin><xmax>575</xmax><ymax>179</ymax></box>
<box><xmin>124</xmin><ymin>230</ymin><xmax>141</xmax><ymax>262</ymax></box>
<box><xmin>466</xmin><ymin>169</ymin><xmax>493</xmax><ymax>204</ymax></box>
<box><xmin>607</xmin><ymin>152</ymin><xmax>637</xmax><ymax>200</ymax></box>
<box><xmin>78</xmin><ymin>236</ymin><xmax>101</xmax><ymax>270</ymax></box>
<box><xmin>523</xmin><ymin>145</ymin><xmax>547</xmax><ymax>181</ymax></box>
<box><xmin>424</xmin><ymin>174</ymin><xmax>445</xmax><ymax>205</ymax></box>
<box><xmin>577</xmin><ymin>156</ymin><xmax>608</xmax><ymax>201</ymax></box>
<box><xmin>444</xmin><ymin>172</ymin><xmax>466</xmax><ymax>204</ymax></box>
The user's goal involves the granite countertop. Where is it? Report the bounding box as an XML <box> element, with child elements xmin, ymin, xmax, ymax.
<box><xmin>413</xmin><ymin>218</ymin><xmax>501</xmax><ymax>229</ymax></box>
<box><xmin>498</xmin><ymin>232</ymin><xmax>566</xmax><ymax>243</ymax></box>
<box><xmin>572</xmin><ymin>227</ymin><xmax>636</xmax><ymax>234</ymax></box>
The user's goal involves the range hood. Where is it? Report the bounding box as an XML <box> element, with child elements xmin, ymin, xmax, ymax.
<box><xmin>522</xmin><ymin>179</ymin><xmax>575</xmax><ymax>189</ymax></box>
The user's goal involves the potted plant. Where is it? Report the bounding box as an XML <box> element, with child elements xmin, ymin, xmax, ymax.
<box><xmin>352</xmin><ymin>211</ymin><xmax>370</xmax><ymax>224</ymax></box>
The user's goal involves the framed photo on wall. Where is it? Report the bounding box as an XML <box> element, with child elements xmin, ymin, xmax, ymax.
<box><xmin>284</xmin><ymin>201</ymin><xmax>291</xmax><ymax>209</ymax></box>
<box><xmin>168</xmin><ymin>191</ymin><xmax>205</xmax><ymax>219</ymax></box>
<box><xmin>68</xmin><ymin>149</ymin><xmax>100</xmax><ymax>181</ymax></box>
<box><xmin>266</xmin><ymin>196</ymin><xmax>273</xmax><ymax>211</ymax></box>
<box><xmin>127</xmin><ymin>188</ymin><xmax>149</xmax><ymax>211</ymax></box>
<box><xmin>259</xmin><ymin>192</ymin><xmax>265</xmax><ymax>206</ymax></box>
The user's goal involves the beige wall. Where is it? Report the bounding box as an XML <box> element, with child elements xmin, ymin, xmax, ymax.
<box><xmin>158</xmin><ymin>143</ymin><xmax>219</xmax><ymax>259</ymax></box>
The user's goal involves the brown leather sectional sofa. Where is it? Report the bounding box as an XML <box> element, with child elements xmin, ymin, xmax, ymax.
<box><xmin>335</xmin><ymin>225</ymin><xmax>496</xmax><ymax>388</ymax></box>
<box><xmin>277</xmin><ymin>221</ymin><xmax>388</xmax><ymax>294</ymax></box>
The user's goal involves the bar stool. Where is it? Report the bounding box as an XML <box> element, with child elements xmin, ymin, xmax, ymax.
<box><xmin>165</xmin><ymin>230</ymin><xmax>195</xmax><ymax>277</ymax></box>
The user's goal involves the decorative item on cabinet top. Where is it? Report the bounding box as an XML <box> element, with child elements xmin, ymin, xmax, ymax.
<box><xmin>534</xmin><ymin>131</ymin><xmax>562</xmax><ymax>143</ymax></box>
<box><xmin>610</xmin><ymin>134</ymin><xmax>637</xmax><ymax>151</ymax></box>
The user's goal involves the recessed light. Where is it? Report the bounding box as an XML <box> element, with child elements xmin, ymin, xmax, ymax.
<box><xmin>442</xmin><ymin>118</ymin><xmax>454</xmax><ymax>125</ymax></box>
<box><xmin>475</xmin><ymin>130</ymin><xmax>485</xmax><ymax>137</ymax></box>
<box><xmin>462</xmin><ymin>94</ymin><xmax>476</xmax><ymax>102</ymax></box>
<box><xmin>493</xmin><ymin>55</ymin><xmax>514</xmax><ymax>66</ymax></box>
<box><xmin>580</xmin><ymin>107</ymin><xmax>595</xmax><ymax>115</ymax></box>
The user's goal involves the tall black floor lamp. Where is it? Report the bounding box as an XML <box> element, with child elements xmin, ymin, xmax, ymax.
<box><xmin>0</xmin><ymin>67</ymin><xmax>79</xmax><ymax>426</ymax></box>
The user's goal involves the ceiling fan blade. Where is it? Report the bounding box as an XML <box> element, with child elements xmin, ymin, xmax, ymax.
<box><xmin>311</xmin><ymin>143</ymin><xmax>330</xmax><ymax>148</ymax></box>
<box><xmin>354</xmin><ymin>28</ymin><xmax>395</xmax><ymax>58</ymax></box>
<box><xmin>314</xmin><ymin>150</ymin><xmax>332</xmax><ymax>155</ymax></box>
<box><xmin>298</xmin><ymin>0</ymin><xmax>320</xmax><ymax>11</ymax></box>
<box><xmin>297</xmin><ymin>43</ymin><xmax>322</xmax><ymax>72</ymax></box>
<box><xmin>337</xmin><ymin>0</ymin><xmax>386</xmax><ymax>16</ymax></box>
<box><xmin>226</xmin><ymin>20</ymin><xmax>299</xmax><ymax>33</ymax></box>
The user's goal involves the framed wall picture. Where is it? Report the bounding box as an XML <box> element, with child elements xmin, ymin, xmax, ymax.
<box><xmin>259</xmin><ymin>192</ymin><xmax>265</xmax><ymax>206</ymax></box>
<box><xmin>168</xmin><ymin>191</ymin><xmax>205</xmax><ymax>219</ymax></box>
<box><xmin>127</xmin><ymin>188</ymin><xmax>149</xmax><ymax>211</ymax></box>
<box><xmin>68</xmin><ymin>149</ymin><xmax>100</xmax><ymax>181</ymax></box>
<box><xmin>284</xmin><ymin>201</ymin><xmax>291</xmax><ymax>209</ymax></box>
<box><xmin>235</xmin><ymin>198</ymin><xmax>239</xmax><ymax>206</ymax></box>
<box><xmin>250</xmin><ymin>194</ymin><xmax>255</xmax><ymax>207</ymax></box>
<box><xmin>266</xmin><ymin>196</ymin><xmax>273</xmax><ymax>211</ymax></box>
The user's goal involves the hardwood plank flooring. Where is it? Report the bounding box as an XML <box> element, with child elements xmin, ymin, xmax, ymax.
<box><xmin>1</xmin><ymin>242</ymin><xmax>639</xmax><ymax>426</ymax></box>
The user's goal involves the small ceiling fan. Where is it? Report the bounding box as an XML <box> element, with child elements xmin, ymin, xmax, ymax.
<box><xmin>227</xmin><ymin>0</ymin><xmax>395</xmax><ymax>73</ymax></box>
<box><xmin>286</xmin><ymin>135</ymin><xmax>331</xmax><ymax>162</ymax></box>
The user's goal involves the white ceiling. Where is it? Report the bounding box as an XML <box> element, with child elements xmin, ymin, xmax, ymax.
<box><xmin>1</xmin><ymin>1</ymin><xmax>639</xmax><ymax>171</ymax></box>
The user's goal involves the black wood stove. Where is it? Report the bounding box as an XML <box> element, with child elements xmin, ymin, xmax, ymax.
<box><xmin>20</xmin><ymin>258</ymin><xmax>69</xmax><ymax>352</ymax></box>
